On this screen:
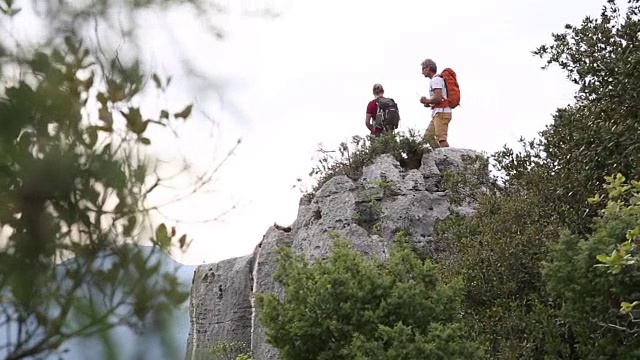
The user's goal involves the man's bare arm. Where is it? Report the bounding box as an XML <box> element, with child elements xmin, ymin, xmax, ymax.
<box><xmin>431</xmin><ymin>88</ymin><xmax>443</xmax><ymax>104</ymax></box>
<box><xmin>365</xmin><ymin>114</ymin><xmax>373</xmax><ymax>130</ymax></box>
<box><xmin>420</xmin><ymin>89</ymin><xmax>443</xmax><ymax>106</ymax></box>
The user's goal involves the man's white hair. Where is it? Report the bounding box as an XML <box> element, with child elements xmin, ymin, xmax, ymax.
<box><xmin>421</xmin><ymin>58</ymin><xmax>437</xmax><ymax>72</ymax></box>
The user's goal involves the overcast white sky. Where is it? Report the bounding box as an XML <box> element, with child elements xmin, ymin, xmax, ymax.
<box><xmin>3</xmin><ymin>0</ymin><xmax>611</xmax><ymax>265</ymax></box>
<box><xmin>135</xmin><ymin>0</ymin><xmax>613</xmax><ymax>265</ymax></box>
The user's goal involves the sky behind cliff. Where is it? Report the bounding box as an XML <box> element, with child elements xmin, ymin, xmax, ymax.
<box><xmin>147</xmin><ymin>0</ymin><xmax>610</xmax><ymax>265</ymax></box>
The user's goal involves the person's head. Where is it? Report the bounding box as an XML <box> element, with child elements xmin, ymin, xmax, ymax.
<box><xmin>372</xmin><ymin>83</ymin><xmax>384</xmax><ymax>98</ymax></box>
<box><xmin>421</xmin><ymin>58</ymin><xmax>437</xmax><ymax>78</ymax></box>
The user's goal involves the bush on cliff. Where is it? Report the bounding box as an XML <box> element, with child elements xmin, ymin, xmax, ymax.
<box><xmin>255</xmin><ymin>231</ymin><xmax>485</xmax><ymax>360</ymax></box>
<box><xmin>300</xmin><ymin>129</ymin><xmax>431</xmax><ymax>199</ymax></box>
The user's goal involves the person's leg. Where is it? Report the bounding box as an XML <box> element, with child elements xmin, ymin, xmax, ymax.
<box><xmin>423</xmin><ymin>119</ymin><xmax>438</xmax><ymax>149</ymax></box>
<box><xmin>434</xmin><ymin>112</ymin><xmax>452</xmax><ymax>147</ymax></box>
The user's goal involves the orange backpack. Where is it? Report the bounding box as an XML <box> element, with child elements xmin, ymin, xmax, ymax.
<box><xmin>435</xmin><ymin>68</ymin><xmax>460</xmax><ymax>109</ymax></box>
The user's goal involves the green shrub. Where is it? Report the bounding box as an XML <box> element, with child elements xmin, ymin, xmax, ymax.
<box><xmin>255</xmin><ymin>231</ymin><xmax>485</xmax><ymax>360</ymax></box>
<box><xmin>300</xmin><ymin>129</ymin><xmax>431</xmax><ymax>200</ymax></box>
<box><xmin>431</xmin><ymin>2</ymin><xmax>640</xmax><ymax>358</ymax></box>
<box><xmin>434</xmin><ymin>164</ymin><xmax>569</xmax><ymax>359</ymax></box>
<box><xmin>542</xmin><ymin>174</ymin><xmax>640</xmax><ymax>359</ymax></box>
<box><xmin>208</xmin><ymin>341</ymin><xmax>252</xmax><ymax>360</ymax></box>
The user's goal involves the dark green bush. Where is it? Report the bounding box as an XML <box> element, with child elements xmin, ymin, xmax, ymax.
<box><xmin>255</xmin><ymin>231</ymin><xmax>485</xmax><ymax>360</ymax></box>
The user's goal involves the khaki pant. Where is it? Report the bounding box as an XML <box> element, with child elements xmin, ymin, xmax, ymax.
<box><xmin>424</xmin><ymin>112</ymin><xmax>452</xmax><ymax>148</ymax></box>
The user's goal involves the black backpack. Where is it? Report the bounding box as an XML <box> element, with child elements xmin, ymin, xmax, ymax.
<box><xmin>374</xmin><ymin>97</ymin><xmax>400</xmax><ymax>131</ymax></box>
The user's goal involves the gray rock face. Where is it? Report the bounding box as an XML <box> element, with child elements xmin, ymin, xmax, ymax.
<box><xmin>186</xmin><ymin>255</ymin><xmax>254</xmax><ymax>360</ymax></box>
<box><xmin>185</xmin><ymin>148</ymin><xmax>487</xmax><ymax>360</ymax></box>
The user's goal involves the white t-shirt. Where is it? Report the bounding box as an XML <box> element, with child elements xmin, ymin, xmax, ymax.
<box><xmin>429</xmin><ymin>76</ymin><xmax>452</xmax><ymax>116</ymax></box>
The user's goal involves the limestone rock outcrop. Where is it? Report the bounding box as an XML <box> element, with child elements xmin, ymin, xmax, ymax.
<box><xmin>185</xmin><ymin>148</ymin><xmax>487</xmax><ymax>360</ymax></box>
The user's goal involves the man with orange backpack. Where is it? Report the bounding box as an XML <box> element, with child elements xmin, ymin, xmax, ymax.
<box><xmin>419</xmin><ymin>58</ymin><xmax>460</xmax><ymax>148</ymax></box>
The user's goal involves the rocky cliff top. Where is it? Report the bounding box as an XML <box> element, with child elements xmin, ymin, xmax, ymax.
<box><xmin>185</xmin><ymin>147</ymin><xmax>488</xmax><ymax>360</ymax></box>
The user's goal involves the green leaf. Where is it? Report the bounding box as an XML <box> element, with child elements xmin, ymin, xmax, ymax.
<box><xmin>620</xmin><ymin>301</ymin><xmax>636</xmax><ymax>314</ymax></box>
<box><xmin>83</xmin><ymin>74</ymin><xmax>94</xmax><ymax>91</ymax></box>
<box><xmin>140</xmin><ymin>137</ymin><xmax>151</xmax><ymax>145</ymax></box>
<box><xmin>64</xmin><ymin>35</ymin><xmax>75</xmax><ymax>51</ymax></box>
<box><xmin>596</xmin><ymin>254</ymin><xmax>611</xmax><ymax>263</ymax></box>
<box><xmin>86</xmin><ymin>126</ymin><xmax>98</xmax><ymax>148</ymax></box>
<box><xmin>174</xmin><ymin>104</ymin><xmax>193</xmax><ymax>120</ymax></box>
<box><xmin>151</xmin><ymin>73</ymin><xmax>162</xmax><ymax>89</ymax></box>
<box><xmin>587</xmin><ymin>193</ymin><xmax>602</xmax><ymax>204</ymax></box>
<box><xmin>97</xmin><ymin>92</ymin><xmax>108</xmax><ymax>106</ymax></box>
<box><xmin>123</xmin><ymin>215</ymin><xmax>137</xmax><ymax>237</ymax></box>
<box><xmin>6</xmin><ymin>6</ymin><xmax>21</xmax><ymax>16</ymax></box>
<box><xmin>155</xmin><ymin>223</ymin><xmax>170</xmax><ymax>250</ymax></box>
<box><xmin>107</xmin><ymin>79</ymin><xmax>126</xmax><ymax>102</ymax></box>
<box><xmin>122</xmin><ymin>107</ymin><xmax>148</xmax><ymax>134</ymax></box>
<box><xmin>178</xmin><ymin>234</ymin><xmax>187</xmax><ymax>249</ymax></box>
<box><xmin>81</xmin><ymin>47</ymin><xmax>90</xmax><ymax>60</ymax></box>
<box><xmin>31</xmin><ymin>52</ymin><xmax>50</xmax><ymax>74</ymax></box>
<box><xmin>100</xmin><ymin>142</ymin><xmax>112</xmax><ymax>156</ymax></box>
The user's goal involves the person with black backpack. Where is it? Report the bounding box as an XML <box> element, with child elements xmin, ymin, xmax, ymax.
<box><xmin>365</xmin><ymin>84</ymin><xmax>400</xmax><ymax>137</ymax></box>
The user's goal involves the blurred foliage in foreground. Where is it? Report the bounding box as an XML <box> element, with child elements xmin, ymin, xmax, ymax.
<box><xmin>0</xmin><ymin>0</ymin><xmax>246</xmax><ymax>359</ymax></box>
